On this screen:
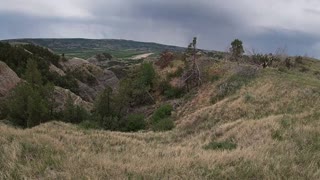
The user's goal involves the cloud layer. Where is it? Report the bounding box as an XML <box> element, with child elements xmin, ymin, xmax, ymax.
<box><xmin>1</xmin><ymin>0</ymin><xmax>320</xmax><ymax>57</ymax></box>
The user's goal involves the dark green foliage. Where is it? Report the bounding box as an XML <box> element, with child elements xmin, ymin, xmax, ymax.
<box><xmin>152</xmin><ymin>104</ymin><xmax>173</xmax><ymax>122</ymax></box>
<box><xmin>164</xmin><ymin>87</ymin><xmax>185</xmax><ymax>99</ymax></box>
<box><xmin>230</xmin><ymin>39</ymin><xmax>244</xmax><ymax>60</ymax></box>
<box><xmin>123</xmin><ymin>114</ymin><xmax>146</xmax><ymax>132</ymax></box>
<box><xmin>27</xmin><ymin>89</ymin><xmax>48</xmax><ymax>127</ymax></box>
<box><xmin>99</xmin><ymin>116</ymin><xmax>119</xmax><ymax>130</ymax></box>
<box><xmin>0</xmin><ymin>42</ymin><xmax>79</xmax><ymax>92</ymax></box>
<box><xmin>7</xmin><ymin>84</ymin><xmax>33</xmax><ymax>127</ymax></box>
<box><xmin>121</xmin><ymin>62</ymin><xmax>157</xmax><ymax>106</ymax></box>
<box><xmin>151</xmin><ymin>104</ymin><xmax>174</xmax><ymax>131</ymax></box>
<box><xmin>48</xmin><ymin>73</ymin><xmax>79</xmax><ymax>94</ymax></box>
<box><xmin>62</xmin><ymin>95</ymin><xmax>89</xmax><ymax>124</ymax></box>
<box><xmin>139</xmin><ymin>62</ymin><xmax>156</xmax><ymax>87</ymax></box>
<box><xmin>24</xmin><ymin>58</ymin><xmax>43</xmax><ymax>86</ymax></box>
<box><xmin>158</xmin><ymin>80</ymin><xmax>185</xmax><ymax>99</ymax></box>
<box><xmin>203</xmin><ymin>140</ymin><xmax>237</xmax><ymax>150</ymax></box>
<box><xmin>94</xmin><ymin>87</ymin><xmax>114</xmax><ymax>119</ymax></box>
<box><xmin>92</xmin><ymin>87</ymin><xmax>122</xmax><ymax>130</ymax></box>
<box><xmin>22</xmin><ymin>44</ymin><xmax>60</xmax><ymax>67</ymax></box>
<box><xmin>152</xmin><ymin>118</ymin><xmax>174</xmax><ymax>131</ymax></box>
<box><xmin>7</xmin><ymin>59</ymin><xmax>53</xmax><ymax>128</ymax></box>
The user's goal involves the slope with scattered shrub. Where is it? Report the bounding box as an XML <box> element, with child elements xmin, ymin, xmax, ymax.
<box><xmin>1</xmin><ymin>57</ymin><xmax>320</xmax><ymax>179</ymax></box>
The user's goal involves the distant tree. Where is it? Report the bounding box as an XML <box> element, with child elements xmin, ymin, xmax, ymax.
<box><xmin>230</xmin><ymin>39</ymin><xmax>244</xmax><ymax>61</ymax></box>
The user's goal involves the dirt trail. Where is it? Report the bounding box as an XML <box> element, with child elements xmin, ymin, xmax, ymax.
<box><xmin>131</xmin><ymin>53</ymin><xmax>154</xmax><ymax>60</ymax></box>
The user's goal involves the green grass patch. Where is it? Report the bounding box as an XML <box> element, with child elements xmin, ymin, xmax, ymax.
<box><xmin>203</xmin><ymin>140</ymin><xmax>237</xmax><ymax>150</ymax></box>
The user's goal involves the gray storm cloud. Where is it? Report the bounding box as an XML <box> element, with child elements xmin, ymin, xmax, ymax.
<box><xmin>1</xmin><ymin>0</ymin><xmax>320</xmax><ymax>57</ymax></box>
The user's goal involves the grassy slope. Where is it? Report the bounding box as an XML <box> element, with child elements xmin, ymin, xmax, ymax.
<box><xmin>1</xmin><ymin>60</ymin><xmax>320</xmax><ymax>179</ymax></box>
<box><xmin>2</xmin><ymin>39</ymin><xmax>184</xmax><ymax>59</ymax></box>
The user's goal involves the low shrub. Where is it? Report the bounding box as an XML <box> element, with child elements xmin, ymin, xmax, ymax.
<box><xmin>159</xmin><ymin>80</ymin><xmax>185</xmax><ymax>99</ymax></box>
<box><xmin>151</xmin><ymin>104</ymin><xmax>174</xmax><ymax>131</ymax></box>
<box><xmin>124</xmin><ymin>113</ymin><xmax>146</xmax><ymax>132</ymax></box>
<box><xmin>164</xmin><ymin>87</ymin><xmax>185</xmax><ymax>99</ymax></box>
<box><xmin>78</xmin><ymin>120</ymin><xmax>101</xmax><ymax>130</ymax></box>
<box><xmin>299</xmin><ymin>66</ymin><xmax>309</xmax><ymax>73</ymax></box>
<box><xmin>152</xmin><ymin>104</ymin><xmax>173</xmax><ymax>122</ymax></box>
<box><xmin>278</xmin><ymin>67</ymin><xmax>288</xmax><ymax>73</ymax></box>
<box><xmin>203</xmin><ymin>140</ymin><xmax>237</xmax><ymax>150</ymax></box>
<box><xmin>152</xmin><ymin>118</ymin><xmax>174</xmax><ymax>131</ymax></box>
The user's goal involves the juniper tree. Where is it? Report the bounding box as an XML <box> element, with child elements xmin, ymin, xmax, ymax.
<box><xmin>230</xmin><ymin>39</ymin><xmax>244</xmax><ymax>61</ymax></box>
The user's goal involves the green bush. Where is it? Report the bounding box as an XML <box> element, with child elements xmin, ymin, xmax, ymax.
<box><xmin>158</xmin><ymin>80</ymin><xmax>185</xmax><ymax>99</ymax></box>
<box><xmin>151</xmin><ymin>104</ymin><xmax>174</xmax><ymax>131</ymax></box>
<box><xmin>152</xmin><ymin>118</ymin><xmax>174</xmax><ymax>131</ymax></box>
<box><xmin>152</xmin><ymin>104</ymin><xmax>173</xmax><ymax>123</ymax></box>
<box><xmin>124</xmin><ymin>113</ymin><xmax>146</xmax><ymax>132</ymax></box>
<box><xmin>204</xmin><ymin>140</ymin><xmax>237</xmax><ymax>150</ymax></box>
<box><xmin>164</xmin><ymin>87</ymin><xmax>185</xmax><ymax>99</ymax></box>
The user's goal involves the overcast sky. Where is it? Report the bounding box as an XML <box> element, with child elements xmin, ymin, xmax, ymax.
<box><xmin>1</xmin><ymin>0</ymin><xmax>320</xmax><ymax>57</ymax></box>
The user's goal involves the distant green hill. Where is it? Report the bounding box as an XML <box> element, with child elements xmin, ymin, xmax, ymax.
<box><xmin>2</xmin><ymin>38</ymin><xmax>185</xmax><ymax>59</ymax></box>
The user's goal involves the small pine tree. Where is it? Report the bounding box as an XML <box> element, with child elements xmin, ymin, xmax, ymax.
<box><xmin>24</xmin><ymin>58</ymin><xmax>43</xmax><ymax>87</ymax></box>
<box><xmin>8</xmin><ymin>59</ymin><xmax>50</xmax><ymax>128</ymax></box>
<box><xmin>27</xmin><ymin>91</ymin><xmax>48</xmax><ymax>128</ymax></box>
<box><xmin>94</xmin><ymin>87</ymin><xmax>114</xmax><ymax>126</ymax></box>
<box><xmin>63</xmin><ymin>94</ymin><xmax>75</xmax><ymax>123</ymax></box>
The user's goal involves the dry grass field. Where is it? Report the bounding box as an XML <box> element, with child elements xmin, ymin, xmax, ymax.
<box><xmin>1</xmin><ymin>60</ymin><xmax>320</xmax><ymax>179</ymax></box>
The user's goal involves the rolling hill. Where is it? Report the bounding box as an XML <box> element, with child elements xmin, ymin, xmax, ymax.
<box><xmin>2</xmin><ymin>38</ymin><xmax>185</xmax><ymax>59</ymax></box>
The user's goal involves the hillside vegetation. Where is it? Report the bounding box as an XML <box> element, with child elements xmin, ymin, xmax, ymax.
<box><xmin>1</xmin><ymin>53</ymin><xmax>320</xmax><ymax>178</ymax></box>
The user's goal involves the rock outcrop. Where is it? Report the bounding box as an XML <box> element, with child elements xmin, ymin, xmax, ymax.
<box><xmin>53</xmin><ymin>86</ymin><xmax>93</xmax><ymax>111</ymax></box>
<box><xmin>60</xmin><ymin>57</ymin><xmax>119</xmax><ymax>102</ymax></box>
<box><xmin>0</xmin><ymin>61</ymin><xmax>21</xmax><ymax>97</ymax></box>
<box><xmin>49</xmin><ymin>64</ymin><xmax>65</xmax><ymax>76</ymax></box>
